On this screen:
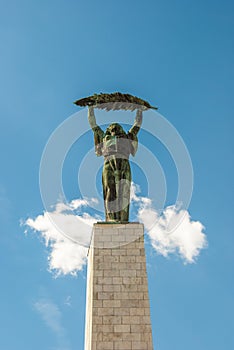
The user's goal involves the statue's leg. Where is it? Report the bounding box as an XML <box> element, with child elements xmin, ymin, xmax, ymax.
<box><xmin>119</xmin><ymin>182</ymin><xmax>131</xmax><ymax>222</ymax></box>
<box><xmin>119</xmin><ymin>160</ymin><xmax>131</xmax><ymax>222</ymax></box>
<box><xmin>102</xmin><ymin>162</ymin><xmax>117</xmax><ymax>221</ymax></box>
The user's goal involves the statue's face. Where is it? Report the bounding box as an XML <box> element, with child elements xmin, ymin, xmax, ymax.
<box><xmin>106</xmin><ymin>123</ymin><xmax>125</xmax><ymax>136</ymax></box>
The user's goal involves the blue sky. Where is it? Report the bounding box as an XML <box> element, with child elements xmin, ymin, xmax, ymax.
<box><xmin>0</xmin><ymin>0</ymin><xmax>233</xmax><ymax>349</ymax></box>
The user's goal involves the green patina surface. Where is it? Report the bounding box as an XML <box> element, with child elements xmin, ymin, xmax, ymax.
<box><xmin>88</xmin><ymin>107</ymin><xmax>142</xmax><ymax>222</ymax></box>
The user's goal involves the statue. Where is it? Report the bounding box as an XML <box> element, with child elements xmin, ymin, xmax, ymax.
<box><xmin>74</xmin><ymin>92</ymin><xmax>157</xmax><ymax>222</ymax></box>
<box><xmin>87</xmin><ymin>106</ymin><xmax>143</xmax><ymax>222</ymax></box>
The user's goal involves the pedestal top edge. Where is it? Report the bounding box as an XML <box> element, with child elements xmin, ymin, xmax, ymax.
<box><xmin>94</xmin><ymin>222</ymin><xmax>144</xmax><ymax>228</ymax></box>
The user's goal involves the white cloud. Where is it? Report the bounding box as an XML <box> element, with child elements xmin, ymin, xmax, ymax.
<box><xmin>24</xmin><ymin>199</ymin><xmax>99</xmax><ymax>276</ymax></box>
<box><xmin>24</xmin><ymin>187</ymin><xmax>207</xmax><ymax>276</ymax></box>
<box><xmin>131</xmin><ymin>184</ymin><xmax>207</xmax><ymax>263</ymax></box>
<box><xmin>34</xmin><ymin>298</ymin><xmax>70</xmax><ymax>350</ymax></box>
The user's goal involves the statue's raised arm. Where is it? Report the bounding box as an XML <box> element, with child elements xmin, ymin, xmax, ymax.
<box><xmin>88</xmin><ymin>106</ymin><xmax>105</xmax><ymax>156</ymax></box>
<box><xmin>128</xmin><ymin>109</ymin><xmax>143</xmax><ymax>136</ymax></box>
<box><xmin>127</xmin><ymin>109</ymin><xmax>143</xmax><ymax>157</ymax></box>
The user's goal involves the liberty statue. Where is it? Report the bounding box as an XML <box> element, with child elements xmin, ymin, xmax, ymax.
<box><xmin>88</xmin><ymin>106</ymin><xmax>143</xmax><ymax>222</ymax></box>
<box><xmin>74</xmin><ymin>92</ymin><xmax>157</xmax><ymax>222</ymax></box>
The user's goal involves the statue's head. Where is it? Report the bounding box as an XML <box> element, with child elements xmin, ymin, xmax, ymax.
<box><xmin>106</xmin><ymin>123</ymin><xmax>126</xmax><ymax>136</ymax></box>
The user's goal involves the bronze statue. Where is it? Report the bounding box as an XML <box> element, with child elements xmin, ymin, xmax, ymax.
<box><xmin>74</xmin><ymin>92</ymin><xmax>157</xmax><ymax>222</ymax></box>
<box><xmin>88</xmin><ymin>106</ymin><xmax>143</xmax><ymax>222</ymax></box>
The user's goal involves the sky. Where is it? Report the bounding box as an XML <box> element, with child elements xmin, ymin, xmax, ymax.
<box><xmin>0</xmin><ymin>0</ymin><xmax>233</xmax><ymax>349</ymax></box>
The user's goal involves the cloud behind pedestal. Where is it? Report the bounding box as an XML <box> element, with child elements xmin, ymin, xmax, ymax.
<box><xmin>24</xmin><ymin>186</ymin><xmax>207</xmax><ymax>275</ymax></box>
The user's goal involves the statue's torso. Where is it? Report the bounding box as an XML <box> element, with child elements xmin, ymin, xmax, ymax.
<box><xmin>102</xmin><ymin>135</ymin><xmax>131</xmax><ymax>158</ymax></box>
<box><xmin>93</xmin><ymin>126</ymin><xmax>138</xmax><ymax>158</ymax></box>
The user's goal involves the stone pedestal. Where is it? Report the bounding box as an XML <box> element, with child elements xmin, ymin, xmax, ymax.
<box><xmin>85</xmin><ymin>223</ymin><xmax>154</xmax><ymax>350</ymax></box>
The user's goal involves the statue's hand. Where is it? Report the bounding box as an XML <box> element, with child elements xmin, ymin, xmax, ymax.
<box><xmin>137</xmin><ymin>105</ymin><xmax>147</xmax><ymax>112</ymax></box>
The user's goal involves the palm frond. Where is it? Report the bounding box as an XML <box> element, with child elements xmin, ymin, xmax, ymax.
<box><xmin>74</xmin><ymin>92</ymin><xmax>158</xmax><ymax>111</ymax></box>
